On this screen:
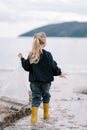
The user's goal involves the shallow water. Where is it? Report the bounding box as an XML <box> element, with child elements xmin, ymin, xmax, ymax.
<box><xmin>0</xmin><ymin>37</ymin><xmax>87</xmax><ymax>71</ymax></box>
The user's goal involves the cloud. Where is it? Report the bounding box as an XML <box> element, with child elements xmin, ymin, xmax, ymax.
<box><xmin>0</xmin><ymin>0</ymin><xmax>87</xmax><ymax>37</ymax></box>
<box><xmin>0</xmin><ymin>0</ymin><xmax>87</xmax><ymax>23</ymax></box>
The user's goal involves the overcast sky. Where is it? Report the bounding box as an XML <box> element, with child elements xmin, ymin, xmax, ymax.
<box><xmin>0</xmin><ymin>0</ymin><xmax>87</xmax><ymax>37</ymax></box>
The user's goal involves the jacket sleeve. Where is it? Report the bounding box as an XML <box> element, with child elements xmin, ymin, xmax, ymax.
<box><xmin>21</xmin><ymin>57</ymin><xmax>31</xmax><ymax>72</ymax></box>
<box><xmin>48</xmin><ymin>53</ymin><xmax>62</xmax><ymax>76</ymax></box>
<box><xmin>52</xmin><ymin>60</ymin><xmax>61</xmax><ymax>76</ymax></box>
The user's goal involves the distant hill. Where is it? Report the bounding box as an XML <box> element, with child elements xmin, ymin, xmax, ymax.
<box><xmin>19</xmin><ymin>21</ymin><xmax>87</xmax><ymax>37</ymax></box>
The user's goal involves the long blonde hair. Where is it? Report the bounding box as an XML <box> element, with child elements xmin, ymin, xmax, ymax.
<box><xmin>29</xmin><ymin>32</ymin><xmax>46</xmax><ymax>64</ymax></box>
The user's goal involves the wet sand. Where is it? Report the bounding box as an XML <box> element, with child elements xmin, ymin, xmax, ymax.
<box><xmin>4</xmin><ymin>73</ymin><xmax>87</xmax><ymax>130</ymax></box>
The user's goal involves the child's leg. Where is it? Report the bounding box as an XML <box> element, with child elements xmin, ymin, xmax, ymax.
<box><xmin>41</xmin><ymin>83</ymin><xmax>51</xmax><ymax>119</ymax></box>
<box><xmin>41</xmin><ymin>83</ymin><xmax>51</xmax><ymax>104</ymax></box>
<box><xmin>43</xmin><ymin>103</ymin><xmax>50</xmax><ymax>119</ymax></box>
<box><xmin>30</xmin><ymin>106</ymin><xmax>38</xmax><ymax>124</ymax></box>
<box><xmin>30</xmin><ymin>83</ymin><xmax>42</xmax><ymax>124</ymax></box>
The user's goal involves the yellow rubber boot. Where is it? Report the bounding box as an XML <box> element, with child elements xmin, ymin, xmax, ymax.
<box><xmin>43</xmin><ymin>103</ymin><xmax>50</xmax><ymax>119</ymax></box>
<box><xmin>30</xmin><ymin>107</ymin><xmax>38</xmax><ymax>124</ymax></box>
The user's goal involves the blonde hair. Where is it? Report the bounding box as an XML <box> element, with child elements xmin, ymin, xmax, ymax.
<box><xmin>29</xmin><ymin>32</ymin><xmax>46</xmax><ymax>64</ymax></box>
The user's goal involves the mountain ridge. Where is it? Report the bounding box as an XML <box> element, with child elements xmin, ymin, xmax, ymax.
<box><xmin>19</xmin><ymin>21</ymin><xmax>87</xmax><ymax>37</ymax></box>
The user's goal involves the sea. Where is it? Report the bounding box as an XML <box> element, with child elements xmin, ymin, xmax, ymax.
<box><xmin>0</xmin><ymin>37</ymin><xmax>87</xmax><ymax>72</ymax></box>
<box><xmin>0</xmin><ymin>37</ymin><xmax>87</xmax><ymax>100</ymax></box>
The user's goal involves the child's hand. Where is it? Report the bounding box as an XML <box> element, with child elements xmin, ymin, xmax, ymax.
<box><xmin>18</xmin><ymin>53</ymin><xmax>23</xmax><ymax>58</ymax></box>
<box><xmin>59</xmin><ymin>73</ymin><xmax>67</xmax><ymax>79</ymax></box>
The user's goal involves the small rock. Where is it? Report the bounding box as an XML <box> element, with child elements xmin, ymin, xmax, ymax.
<box><xmin>10</xmin><ymin>106</ymin><xmax>19</xmax><ymax>111</ymax></box>
<box><xmin>77</xmin><ymin>97</ymin><xmax>81</xmax><ymax>100</ymax></box>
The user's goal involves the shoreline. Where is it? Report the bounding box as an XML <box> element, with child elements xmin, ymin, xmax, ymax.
<box><xmin>0</xmin><ymin>73</ymin><xmax>86</xmax><ymax>130</ymax></box>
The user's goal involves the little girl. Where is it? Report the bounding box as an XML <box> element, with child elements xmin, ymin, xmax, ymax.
<box><xmin>18</xmin><ymin>32</ymin><xmax>65</xmax><ymax>124</ymax></box>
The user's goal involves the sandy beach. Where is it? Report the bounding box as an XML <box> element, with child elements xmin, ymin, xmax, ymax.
<box><xmin>0</xmin><ymin>37</ymin><xmax>87</xmax><ymax>130</ymax></box>
<box><xmin>3</xmin><ymin>72</ymin><xmax>87</xmax><ymax>130</ymax></box>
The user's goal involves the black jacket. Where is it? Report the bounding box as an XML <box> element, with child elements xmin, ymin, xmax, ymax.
<box><xmin>21</xmin><ymin>49</ymin><xmax>61</xmax><ymax>83</ymax></box>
